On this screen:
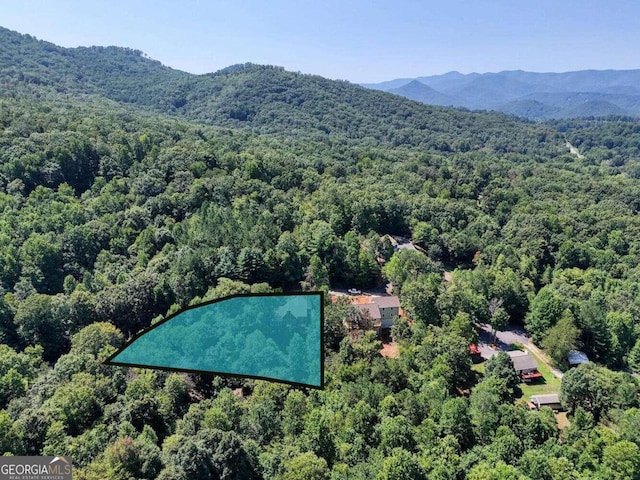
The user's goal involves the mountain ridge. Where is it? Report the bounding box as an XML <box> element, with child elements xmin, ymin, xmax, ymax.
<box><xmin>388</xmin><ymin>80</ymin><xmax>460</xmax><ymax>108</ymax></box>
<box><xmin>0</xmin><ymin>26</ymin><xmax>560</xmax><ymax>156</ymax></box>
<box><xmin>364</xmin><ymin>68</ymin><xmax>640</xmax><ymax>119</ymax></box>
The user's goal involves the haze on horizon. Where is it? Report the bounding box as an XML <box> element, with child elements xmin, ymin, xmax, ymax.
<box><xmin>3</xmin><ymin>0</ymin><xmax>640</xmax><ymax>83</ymax></box>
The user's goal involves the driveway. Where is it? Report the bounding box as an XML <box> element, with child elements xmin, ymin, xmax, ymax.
<box><xmin>477</xmin><ymin>323</ymin><xmax>564</xmax><ymax>379</ymax></box>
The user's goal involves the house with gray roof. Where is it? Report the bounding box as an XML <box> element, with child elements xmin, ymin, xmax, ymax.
<box><xmin>347</xmin><ymin>295</ymin><xmax>401</xmax><ymax>333</ymax></box>
<box><xmin>530</xmin><ymin>394</ymin><xmax>563</xmax><ymax>411</ymax></box>
<box><xmin>373</xmin><ymin>296</ymin><xmax>401</xmax><ymax>328</ymax></box>
<box><xmin>507</xmin><ymin>350</ymin><xmax>542</xmax><ymax>382</ymax></box>
<box><xmin>355</xmin><ymin>303</ymin><xmax>382</xmax><ymax>329</ymax></box>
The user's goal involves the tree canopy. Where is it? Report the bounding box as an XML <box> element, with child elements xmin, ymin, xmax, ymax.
<box><xmin>1</xmin><ymin>26</ymin><xmax>640</xmax><ymax>479</ymax></box>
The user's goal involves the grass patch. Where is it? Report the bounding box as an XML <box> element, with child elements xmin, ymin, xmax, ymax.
<box><xmin>518</xmin><ymin>349</ymin><xmax>562</xmax><ymax>398</ymax></box>
<box><xmin>471</xmin><ymin>362</ymin><xmax>485</xmax><ymax>374</ymax></box>
<box><xmin>472</xmin><ymin>349</ymin><xmax>561</xmax><ymax>400</ymax></box>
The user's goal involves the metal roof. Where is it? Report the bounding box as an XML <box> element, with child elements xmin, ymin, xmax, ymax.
<box><xmin>567</xmin><ymin>350</ymin><xmax>589</xmax><ymax>365</ymax></box>
<box><xmin>531</xmin><ymin>394</ymin><xmax>560</xmax><ymax>405</ymax></box>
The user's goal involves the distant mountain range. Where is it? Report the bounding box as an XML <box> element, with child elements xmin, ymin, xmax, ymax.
<box><xmin>363</xmin><ymin>70</ymin><xmax>640</xmax><ymax>119</ymax></box>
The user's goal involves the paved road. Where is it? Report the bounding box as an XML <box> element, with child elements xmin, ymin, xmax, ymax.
<box><xmin>477</xmin><ymin>323</ymin><xmax>564</xmax><ymax>379</ymax></box>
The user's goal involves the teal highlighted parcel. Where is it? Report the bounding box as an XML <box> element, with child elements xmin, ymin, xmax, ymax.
<box><xmin>106</xmin><ymin>293</ymin><xmax>323</xmax><ymax>388</ymax></box>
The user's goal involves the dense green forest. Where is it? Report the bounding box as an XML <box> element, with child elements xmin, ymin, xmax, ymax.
<box><xmin>1</xmin><ymin>27</ymin><xmax>640</xmax><ymax>479</ymax></box>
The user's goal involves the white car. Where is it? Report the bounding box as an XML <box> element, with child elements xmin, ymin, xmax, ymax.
<box><xmin>347</xmin><ymin>288</ymin><xmax>362</xmax><ymax>295</ymax></box>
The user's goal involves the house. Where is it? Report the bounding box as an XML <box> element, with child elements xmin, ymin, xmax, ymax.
<box><xmin>530</xmin><ymin>394</ymin><xmax>563</xmax><ymax>411</ymax></box>
<box><xmin>346</xmin><ymin>295</ymin><xmax>401</xmax><ymax>334</ymax></box>
<box><xmin>374</xmin><ymin>296</ymin><xmax>401</xmax><ymax>329</ymax></box>
<box><xmin>507</xmin><ymin>350</ymin><xmax>542</xmax><ymax>382</ymax></box>
<box><xmin>567</xmin><ymin>350</ymin><xmax>589</xmax><ymax>367</ymax></box>
<box><xmin>354</xmin><ymin>303</ymin><xmax>382</xmax><ymax>331</ymax></box>
<box><xmin>383</xmin><ymin>235</ymin><xmax>419</xmax><ymax>253</ymax></box>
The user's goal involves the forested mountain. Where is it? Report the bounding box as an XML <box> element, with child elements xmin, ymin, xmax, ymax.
<box><xmin>388</xmin><ymin>80</ymin><xmax>459</xmax><ymax>108</ymax></box>
<box><xmin>0</xmin><ymin>27</ymin><xmax>192</xmax><ymax>108</ymax></box>
<box><xmin>0</xmin><ymin>26</ymin><xmax>550</xmax><ymax>151</ymax></box>
<box><xmin>2</xmin><ymin>26</ymin><xmax>640</xmax><ymax>479</ymax></box>
<box><xmin>364</xmin><ymin>69</ymin><xmax>640</xmax><ymax>119</ymax></box>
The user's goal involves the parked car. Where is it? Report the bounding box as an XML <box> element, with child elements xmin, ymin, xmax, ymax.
<box><xmin>347</xmin><ymin>288</ymin><xmax>362</xmax><ymax>295</ymax></box>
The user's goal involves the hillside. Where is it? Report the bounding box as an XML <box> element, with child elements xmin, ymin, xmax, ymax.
<box><xmin>0</xmin><ymin>27</ymin><xmax>192</xmax><ymax>109</ymax></box>
<box><xmin>365</xmin><ymin>69</ymin><xmax>640</xmax><ymax>119</ymax></box>
<box><xmin>2</xmin><ymin>26</ymin><xmax>640</xmax><ymax>480</ymax></box>
<box><xmin>0</xmin><ymin>26</ymin><xmax>555</xmax><ymax>154</ymax></box>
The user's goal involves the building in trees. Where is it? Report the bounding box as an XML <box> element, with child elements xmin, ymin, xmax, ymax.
<box><xmin>348</xmin><ymin>295</ymin><xmax>401</xmax><ymax>335</ymax></box>
<box><xmin>567</xmin><ymin>350</ymin><xmax>589</xmax><ymax>368</ymax></box>
<box><xmin>354</xmin><ymin>303</ymin><xmax>381</xmax><ymax>331</ymax></box>
<box><xmin>375</xmin><ymin>296</ymin><xmax>401</xmax><ymax>328</ymax></box>
<box><xmin>530</xmin><ymin>394</ymin><xmax>563</xmax><ymax>411</ymax></box>
<box><xmin>507</xmin><ymin>351</ymin><xmax>542</xmax><ymax>382</ymax></box>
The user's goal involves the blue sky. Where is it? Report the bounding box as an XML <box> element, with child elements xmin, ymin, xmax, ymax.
<box><xmin>3</xmin><ymin>0</ymin><xmax>640</xmax><ymax>82</ymax></box>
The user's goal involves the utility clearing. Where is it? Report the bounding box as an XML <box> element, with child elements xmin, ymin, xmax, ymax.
<box><xmin>566</xmin><ymin>141</ymin><xmax>585</xmax><ymax>159</ymax></box>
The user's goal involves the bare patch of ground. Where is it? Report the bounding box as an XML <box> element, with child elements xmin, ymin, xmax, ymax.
<box><xmin>556</xmin><ymin>411</ymin><xmax>570</xmax><ymax>429</ymax></box>
<box><xmin>380</xmin><ymin>341</ymin><xmax>399</xmax><ymax>358</ymax></box>
<box><xmin>566</xmin><ymin>141</ymin><xmax>584</xmax><ymax>159</ymax></box>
